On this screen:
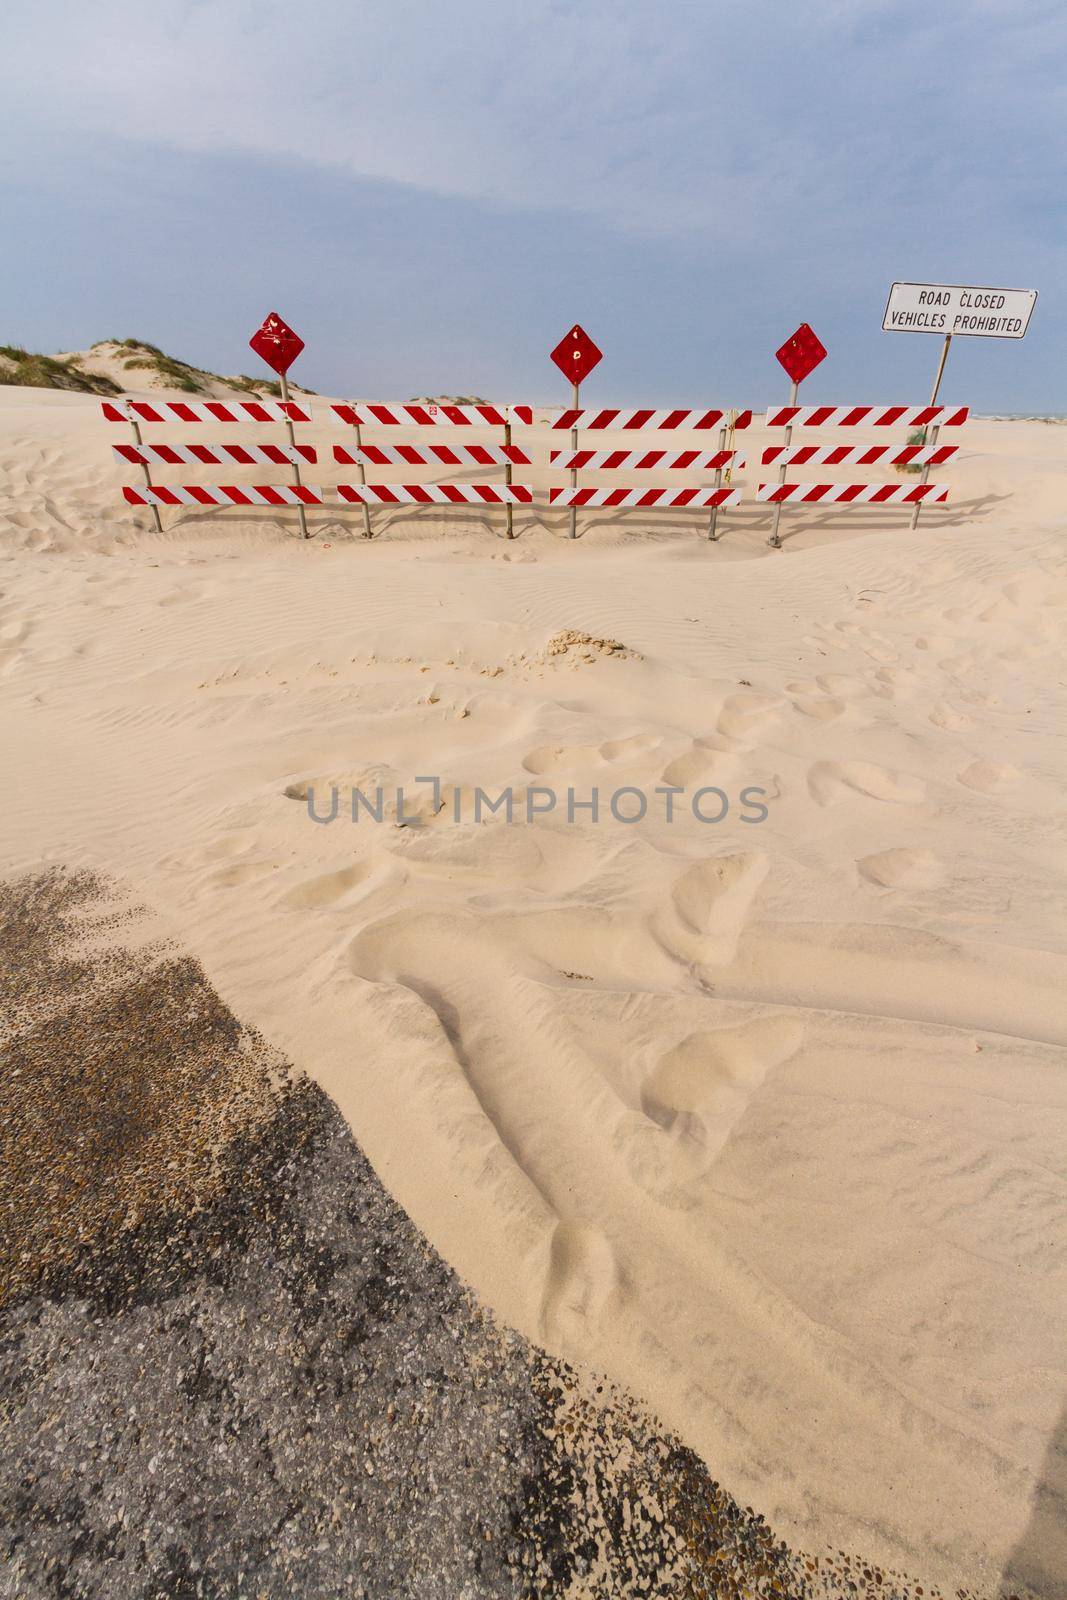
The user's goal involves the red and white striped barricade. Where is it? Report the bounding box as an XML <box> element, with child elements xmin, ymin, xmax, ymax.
<box><xmin>114</xmin><ymin>443</ymin><xmax>316</xmax><ymax>467</ymax></box>
<box><xmin>330</xmin><ymin>403</ymin><xmax>532</xmax><ymax>536</ymax></box>
<box><xmin>549</xmin><ymin>449</ymin><xmax>743</xmax><ymax>471</ymax></box>
<box><xmin>756</xmin><ymin>483</ymin><xmax>949</xmax><ymax>506</ymax></box>
<box><xmin>539</xmin><ymin>408</ymin><xmax>752</xmax><ymax>539</ymax></box>
<box><xmin>336</xmin><ymin>483</ymin><xmax>532</xmax><ymax>506</ymax></box>
<box><xmin>102</xmin><ymin>399</ymin><xmax>312</xmax><ymax>425</ymax></box>
<box><xmin>333</xmin><ymin>443</ymin><xmax>531</xmax><ymax>468</ymax></box>
<box><xmin>330</xmin><ymin>403</ymin><xmax>521</xmax><ymax>427</ymax></box>
<box><xmin>549</xmin><ymin>487</ymin><xmax>742</xmax><ymax>509</ymax></box>
<box><xmin>760</xmin><ymin>405</ymin><xmax>967</xmax><ymax>537</ymax></box>
<box><xmin>544</xmin><ymin>407</ymin><xmax>752</xmax><ymax>431</ymax></box>
<box><xmin>760</xmin><ymin>445</ymin><xmax>958</xmax><ymax>468</ymax></box>
<box><xmin>763</xmin><ymin>405</ymin><xmax>967</xmax><ymax>429</ymax></box>
<box><xmin>103</xmin><ymin>398</ymin><xmax>317</xmax><ymax>533</ymax></box>
<box><xmin>123</xmin><ymin>485</ymin><xmax>322</xmax><ymax>507</ymax></box>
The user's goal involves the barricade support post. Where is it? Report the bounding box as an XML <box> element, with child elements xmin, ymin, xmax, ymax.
<box><xmin>707</xmin><ymin>418</ymin><xmax>728</xmax><ymax>542</ymax></box>
<box><xmin>128</xmin><ymin>412</ymin><xmax>163</xmax><ymax>535</ymax></box>
<box><xmin>911</xmin><ymin>333</ymin><xmax>952</xmax><ymax>531</ymax></box>
<box><xmin>769</xmin><ymin>381</ymin><xmax>798</xmax><ymax>548</ymax></box>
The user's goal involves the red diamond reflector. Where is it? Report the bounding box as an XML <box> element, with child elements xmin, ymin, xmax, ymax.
<box><xmin>249</xmin><ymin>311</ymin><xmax>305</xmax><ymax>376</ymax></box>
<box><xmin>775</xmin><ymin>323</ymin><xmax>827</xmax><ymax>385</ymax></box>
<box><xmin>550</xmin><ymin>324</ymin><xmax>603</xmax><ymax>386</ymax></box>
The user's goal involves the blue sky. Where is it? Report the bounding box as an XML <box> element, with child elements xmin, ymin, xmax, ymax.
<box><xmin>3</xmin><ymin>0</ymin><xmax>1063</xmax><ymax>407</ymax></box>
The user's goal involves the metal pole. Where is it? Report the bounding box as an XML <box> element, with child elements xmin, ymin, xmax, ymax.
<box><xmin>353</xmin><ymin>421</ymin><xmax>373</xmax><ymax>538</ymax></box>
<box><xmin>504</xmin><ymin>416</ymin><xmax>514</xmax><ymax>539</ymax></box>
<box><xmin>769</xmin><ymin>379</ymin><xmax>798</xmax><ymax>547</ymax></box>
<box><xmin>910</xmin><ymin>332</ymin><xmax>952</xmax><ymax>531</ymax></box>
<box><xmin>568</xmin><ymin>380</ymin><xmax>580</xmax><ymax>539</ymax></box>
<box><xmin>724</xmin><ymin>408</ymin><xmax>737</xmax><ymax>486</ymax></box>
<box><xmin>129</xmin><ymin>414</ymin><xmax>164</xmax><ymax>535</ymax></box>
<box><xmin>279</xmin><ymin>371</ymin><xmax>310</xmax><ymax>540</ymax></box>
<box><xmin>707</xmin><ymin>421</ymin><xmax>727</xmax><ymax>541</ymax></box>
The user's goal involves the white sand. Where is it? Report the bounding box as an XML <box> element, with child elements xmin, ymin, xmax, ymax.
<box><xmin>50</xmin><ymin>340</ymin><xmax>307</xmax><ymax>397</ymax></box>
<box><xmin>2</xmin><ymin>386</ymin><xmax>1065</xmax><ymax>1595</ymax></box>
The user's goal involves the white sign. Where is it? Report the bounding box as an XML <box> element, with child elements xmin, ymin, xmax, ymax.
<box><xmin>883</xmin><ymin>282</ymin><xmax>1037</xmax><ymax>339</ymax></box>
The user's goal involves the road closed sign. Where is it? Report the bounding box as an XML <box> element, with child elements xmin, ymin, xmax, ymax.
<box><xmin>883</xmin><ymin>282</ymin><xmax>1037</xmax><ymax>339</ymax></box>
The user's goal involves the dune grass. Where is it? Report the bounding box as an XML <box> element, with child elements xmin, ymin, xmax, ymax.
<box><xmin>0</xmin><ymin>346</ymin><xmax>123</xmax><ymax>395</ymax></box>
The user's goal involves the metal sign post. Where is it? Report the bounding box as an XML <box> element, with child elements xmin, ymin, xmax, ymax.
<box><xmin>882</xmin><ymin>282</ymin><xmax>1038</xmax><ymax>529</ymax></box>
<box><xmin>504</xmin><ymin>415</ymin><xmax>515</xmax><ymax>539</ymax></box>
<box><xmin>768</xmin><ymin>381</ymin><xmax>798</xmax><ymax>549</ymax></box>
<box><xmin>550</xmin><ymin>325</ymin><xmax>603</xmax><ymax>541</ymax></box>
<box><xmin>707</xmin><ymin>420</ymin><xmax>728</xmax><ymax>542</ymax></box>
<box><xmin>249</xmin><ymin>311</ymin><xmax>310</xmax><ymax>539</ymax></box>
<box><xmin>353</xmin><ymin>421</ymin><xmax>374</xmax><ymax>538</ymax></box>
<box><xmin>569</xmin><ymin>382</ymin><xmax>580</xmax><ymax>539</ymax></box>
<box><xmin>910</xmin><ymin>332</ymin><xmax>952</xmax><ymax>531</ymax></box>
<box><xmin>769</xmin><ymin>323</ymin><xmax>827</xmax><ymax>548</ymax></box>
<box><xmin>277</xmin><ymin>371</ymin><xmax>309</xmax><ymax>540</ymax></box>
<box><xmin>126</xmin><ymin>411</ymin><xmax>163</xmax><ymax>535</ymax></box>
<box><xmin>709</xmin><ymin>410</ymin><xmax>740</xmax><ymax>541</ymax></box>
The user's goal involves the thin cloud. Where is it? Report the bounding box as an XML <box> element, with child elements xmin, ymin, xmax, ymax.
<box><xmin>2</xmin><ymin>0</ymin><xmax>1061</xmax><ymax>408</ymax></box>
<box><xmin>4</xmin><ymin>0</ymin><xmax>1064</xmax><ymax>239</ymax></box>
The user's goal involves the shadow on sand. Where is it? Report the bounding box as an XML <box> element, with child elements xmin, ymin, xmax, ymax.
<box><xmin>1000</xmin><ymin>1399</ymin><xmax>1067</xmax><ymax>1598</ymax></box>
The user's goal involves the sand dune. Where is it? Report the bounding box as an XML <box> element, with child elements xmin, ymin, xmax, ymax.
<box><xmin>1</xmin><ymin>386</ymin><xmax>1065</xmax><ymax>1595</ymax></box>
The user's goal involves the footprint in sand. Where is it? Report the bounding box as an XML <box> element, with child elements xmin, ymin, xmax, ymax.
<box><xmin>960</xmin><ymin>690</ymin><xmax>1000</xmax><ymax>708</ymax></box>
<box><xmin>861</xmin><ymin>644</ymin><xmax>897</xmax><ymax>665</ymax></box>
<box><xmin>1004</xmin><ymin>576</ymin><xmax>1067</xmax><ymax>608</ymax></box>
<box><xmin>938</xmin><ymin>652</ymin><xmax>978</xmax><ymax>676</ymax></box>
<box><xmin>815</xmin><ymin>673</ymin><xmax>869</xmax><ymax>699</ymax></box>
<box><xmin>977</xmin><ymin>598</ymin><xmax>1019</xmax><ymax>623</ymax></box>
<box><xmin>284</xmin><ymin>770</ymin><xmax>441</xmax><ymax>827</ymax></box>
<box><xmin>598</xmin><ymin>733</ymin><xmax>661</xmax><ymax>762</ymax></box>
<box><xmin>808</xmin><ymin>761</ymin><xmax>925</xmax><ymax>808</ymax></box>
<box><xmin>0</xmin><ymin>612</ymin><xmax>32</xmax><ymax>674</ymax></box>
<box><xmin>996</xmin><ymin>644</ymin><xmax>1042</xmax><ymax>664</ymax></box>
<box><xmin>209</xmin><ymin>860</ymin><xmax>280</xmax><ymax>889</ymax></box>
<box><xmin>540</xmin><ymin>1222</ymin><xmax>617</xmax><ymax>1345</ymax></box>
<box><xmin>620</xmin><ymin>1016</ymin><xmax>805</xmax><ymax>1205</ymax></box>
<box><xmin>873</xmin><ymin>668</ymin><xmax>922</xmax><ymax>702</ymax></box>
<box><xmin>716</xmin><ymin>691</ymin><xmax>783</xmax><ymax>743</ymax></box>
<box><xmin>858</xmin><ymin>848</ymin><xmax>944</xmax><ymax>889</ymax></box>
<box><xmin>522</xmin><ymin>732</ymin><xmax>658</xmax><ymax>776</ymax></box>
<box><xmin>164</xmin><ymin>831</ymin><xmax>259</xmax><ymax>872</ymax></box>
<box><xmin>790</xmin><ymin>695</ymin><xmax>846</xmax><ymax>722</ymax></box>
<box><xmin>523</xmin><ymin>742</ymin><xmax>605</xmax><ymax>776</ymax></box>
<box><xmin>281</xmin><ymin>861</ymin><xmax>370</xmax><ymax>909</ymax></box>
<box><xmin>660</xmin><ymin>742</ymin><xmax>743</xmax><ymax>787</ymax></box>
<box><xmin>660</xmin><ymin>851</ymin><xmax>768</xmax><ymax>967</ymax></box>
<box><xmin>158</xmin><ymin>584</ymin><xmax>212</xmax><ymax>607</ymax></box>
<box><xmin>929</xmin><ymin>703</ymin><xmax>971</xmax><ymax>731</ymax></box>
<box><xmin>957</xmin><ymin>760</ymin><xmax>1020</xmax><ymax>794</ymax></box>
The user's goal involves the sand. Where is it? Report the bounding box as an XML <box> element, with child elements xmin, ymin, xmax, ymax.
<box><xmin>1</xmin><ymin>386</ymin><xmax>1065</xmax><ymax>1597</ymax></box>
<box><xmin>7</xmin><ymin>867</ymin><xmax>857</xmax><ymax>1599</ymax></box>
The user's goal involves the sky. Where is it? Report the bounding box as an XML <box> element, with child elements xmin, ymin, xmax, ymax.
<box><xmin>2</xmin><ymin>0</ymin><xmax>1064</xmax><ymax>408</ymax></box>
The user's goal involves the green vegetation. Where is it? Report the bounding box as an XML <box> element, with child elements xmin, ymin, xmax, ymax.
<box><xmin>0</xmin><ymin>346</ymin><xmax>122</xmax><ymax>395</ymax></box>
<box><xmin>106</xmin><ymin>339</ymin><xmax>236</xmax><ymax>394</ymax></box>
<box><xmin>107</xmin><ymin>340</ymin><xmax>309</xmax><ymax>396</ymax></box>
<box><xmin>896</xmin><ymin>426</ymin><xmax>927</xmax><ymax>474</ymax></box>
<box><xmin>228</xmin><ymin>374</ymin><xmax>284</xmax><ymax>397</ymax></box>
<box><xmin>1</xmin><ymin>339</ymin><xmax>313</xmax><ymax>398</ymax></box>
<box><xmin>409</xmin><ymin>394</ymin><xmax>490</xmax><ymax>405</ymax></box>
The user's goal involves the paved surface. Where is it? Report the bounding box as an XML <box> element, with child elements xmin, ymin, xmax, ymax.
<box><xmin>0</xmin><ymin>870</ymin><xmax>991</xmax><ymax>1599</ymax></box>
